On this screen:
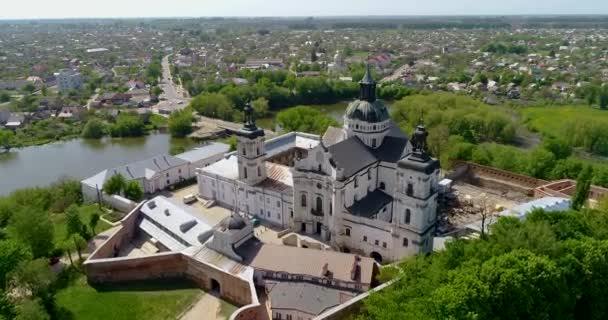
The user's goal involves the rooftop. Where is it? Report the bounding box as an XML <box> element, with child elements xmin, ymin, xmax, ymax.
<box><xmin>267</xmin><ymin>281</ymin><xmax>350</xmax><ymax>316</ymax></box>
<box><xmin>237</xmin><ymin>240</ymin><xmax>375</xmax><ymax>285</ymax></box>
<box><xmin>175</xmin><ymin>142</ymin><xmax>230</xmax><ymax>163</ymax></box>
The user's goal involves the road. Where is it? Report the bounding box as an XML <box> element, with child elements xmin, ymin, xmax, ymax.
<box><xmin>154</xmin><ymin>55</ymin><xmax>191</xmax><ymax>114</ymax></box>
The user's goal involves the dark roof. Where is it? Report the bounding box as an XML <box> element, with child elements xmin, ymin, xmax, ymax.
<box><xmin>222</xmin><ymin>215</ymin><xmax>247</xmax><ymax>230</ymax></box>
<box><xmin>267</xmin><ymin>282</ymin><xmax>345</xmax><ymax>316</ymax></box>
<box><xmin>345</xmin><ymin>99</ymin><xmax>390</xmax><ymax>123</ymax></box>
<box><xmin>328</xmin><ymin>137</ymin><xmax>377</xmax><ymax>178</ymax></box>
<box><xmin>398</xmin><ymin>152</ymin><xmax>440</xmax><ymax>174</ymax></box>
<box><xmin>347</xmin><ymin>189</ymin><xmax>393</xmax><ymax>218</ymax></box>
<box><xmin>372</xmin><ymin>124</ymin><xmax>410</xmax><ymax>162</ymax></box>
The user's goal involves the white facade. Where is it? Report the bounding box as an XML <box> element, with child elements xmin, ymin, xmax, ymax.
<box><xmin>196</xmin><ymin>69</ymin><xmax>440</xmax><ymax>263</ymax></box>
<box><xmin>57</xmin><ymin>69</ymin><xmax>83</xmax><ymax>93</ymax></box>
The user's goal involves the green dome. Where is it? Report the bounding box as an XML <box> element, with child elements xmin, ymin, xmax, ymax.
<box><xmin>345</xmin><ymin>99</ymin><xmax>390</xmax><ymax>123</ymax></box>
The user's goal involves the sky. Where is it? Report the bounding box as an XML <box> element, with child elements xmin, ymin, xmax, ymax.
<box><xmin>1</xmin><ymin>0</ymin><xmax>608</xmax><ymax>20</ymax></box>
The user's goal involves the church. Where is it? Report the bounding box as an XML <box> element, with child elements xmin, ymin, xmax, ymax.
<box><xmin>197</xmin><ymin>65</ymin><xmax>440</xmax><ymax>263</ymax></box>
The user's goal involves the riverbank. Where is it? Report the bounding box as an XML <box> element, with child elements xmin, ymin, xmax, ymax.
<box><xmin>0</xmin><ymin>133</ymin><xmax>195</xmax><ymax>196</ymax></box>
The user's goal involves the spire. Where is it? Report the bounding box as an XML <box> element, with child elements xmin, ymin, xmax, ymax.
<box><xmin>359</xmin><ymin>59</ymin><xmax>377</xmax><ymax>102</ymax></box>
<box><xmin>412</xmin><ymin>124</ymin><xmax>429</xmax><ymax>156</ymax></box>
<box><xmin>243</xmin><ymin>102</ymin><xmax>257</xmax><ymax>131</ymax></box>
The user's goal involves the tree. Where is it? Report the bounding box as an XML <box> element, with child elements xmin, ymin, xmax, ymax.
<box><xmin>0</xmin><ymin>240</ymin><xmax>32</xmax><ymax>290</ymax></box>
<box><xmin>81</xmin><ymin>118</ymin><xmax>105</xmax><ymax>139</ymax></box>
<box><xmin>21</xmin><ymin>83</ymin><xmax>36</xmax><ymax>94</ymax></box>
<box><xmin>572</xmin><ymin>166</ymin><xmax>593</xmax><ymax>210</ymax></box>
<box><xmin>9</xmin><ymin>207</ymin><xmax>54</xmax><ymax>258</ymax></box>
<box><xmin>0</xmin><ymin>130</ymin><xmax>14</xmax><ymax>152</ymax></box>
<box><xmin>251</xmin><ymin>97</ymin><xmax>269</xmax><ymax>118</ymax></box>
<box><xmin>70</xmin><ymin>234</ymin><xmax>87</xmax><ymax>261</ymax></box>
<box><xmin>123</xmin><ymin>180</ymin><xmax>144</xmax><ymax>202</ymax></box>
<box><xmin>103</xmin><ymin>173</ymin><xmax>126</xmax><ymax>195</ymax></box>
<box><xmin>8</xmin><ymin>259</ymin><xmax>55</xmax><ymax>299</ymax></box>
<box><xmin>276</xmin><ymin>106</ymin><xmax>338</xmax><ymax>135</ymax></box>
<box><xmin>14</xmin><ymin>299</ymin><xmax>49</xmax><ymax>320</ymax></box>
<box><xmin>65</xmin><ymin>205</ymin><xmax>84</xmax><ymax>239</ymax></box>
<box><xmin>190</xmin><ymin>92</ymin><xmax>234</xmax><ymax>121</ymax></box>
<box><xmin>89</xmin><ymin>213</ymin><xmax>100</xmax><ymax>235</ymax></box>
<box><xmin>109</xmin><ymin>113</ymin><xmax>145</xmax><ymax>137</ymax></box>
<box><xmin>0</xmin><ymin>91</ymin><xmax>10</xmax><ymax>103</ymax></box>
<box><xmin>168</xmin><ymin>110</ymin><xmax>194</xmax><ymax>138</ymax></box>
<box><xmin>600</xmin><ymin>87</ymin><xmax>608</xmax><ymax>110</ymax></box>
<box><xmin>151</xmin><ymin>86</ymin><xmax>163</xmax><ymax>97</ymax></box>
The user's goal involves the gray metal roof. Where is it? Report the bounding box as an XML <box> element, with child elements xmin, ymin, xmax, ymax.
<box><xmin>267</xmin><ymin>281</ymin><xmax>346</xmax><ymax>316</ymax></box>
<box><xmin>346</xmin><ymin>189</ymin><xmax>393</xmax><ymax>218</ymax></box>
<box><xmin>82</xmin><ymin>154</ymin><xmax>188</xmax><ymax>187</ymax></box>
<box><xmin>328</xmin><ymin>137</ymin><xmax>377</xmax><ymax>178</ymax></box>
<box><xmin>345</xmin><ymin>100</ymin><xmax>390</xmax><ymax>123</ymax></box>
<box><xmin>175</xmin><ymin>142</ymin><xmax>229</xmax><ymax>163</ymax></box>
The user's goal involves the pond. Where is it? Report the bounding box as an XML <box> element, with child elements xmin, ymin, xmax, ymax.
<box><xmin>0</xmin><ymin>134</ymin><xmax>195</xmax><ymax>196</ymax></box>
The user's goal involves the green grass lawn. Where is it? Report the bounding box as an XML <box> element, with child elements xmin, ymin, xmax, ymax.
<box><xmin>521</xmin><ymin>105</ymin><xmax>608</xmax><ymax>139</ymax></box>
<box><xmin>52</xmin><ymin>204</ymin><xmax>112</xmax><ymax>247</ymax></box>
<box><xmin>55</xmin><ymin>275</ymin><xmax>202</xmax><ymax>320</ymax></box>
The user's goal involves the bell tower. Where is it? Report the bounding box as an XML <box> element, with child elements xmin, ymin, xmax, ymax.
<box><xmin>233</xmin><ymin>103</ymin><xmax>267</xmax><ymax>185</ymax></box>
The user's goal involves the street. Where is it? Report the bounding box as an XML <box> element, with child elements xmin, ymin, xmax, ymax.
<box><xmin>154</xmin><ymin>54</ymin><xmax>191</xmax><ymax>114</ymax></box>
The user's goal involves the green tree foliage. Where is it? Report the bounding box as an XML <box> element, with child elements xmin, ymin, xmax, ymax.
<box><xmin>392</xmin><ymin>93</ymin><xmax>517</xmax><ymax>145</ymax></box>
<box><xmin>145</xmin><ymin>58</ymin><xmax>162</xmax><ymax>85</ymax></box>
<box><xmin>190</xmin><ymin>92</ymin><xmax>235</xmax><ymax>121</ymax></box>
<box><xmin>109</xmin><ymin>113</ymin><xmax>145</xmax><ymax>138</ymax></box>
<box><xmin>70</xmin><ymin>234</ymin><xmax>87</xmax><ymax>261</ymax></box>
<box><xmin>0</xmin><ymin>130</ymin><xmax>15</xmax><ymax>151</ymax></box>
<box><xmin>251</xmin><ymin>97</ymin><xmax>270</xmax><ymax>117</ymax></box>
<box><xmin>123</xmin><ymin>181</ymin><xmax>144</xmax><ymax>202</ymax></box>
<box><xmin>8</xmin><ymin>207</ymin><xmax>54</xmax><ymax>258</ymax></box>
<box><xmin>168</xmin><ymin>110</ymin><xmax>194</xmax><ymax>138</ymax></box>
<box><xmin>65</xmin><ymin>205</ymin><xmax>85</xmax><ymax>239</ymax></box>
<box><xmin>14</xmin><ymin>299</ymin><xmax>50</xmax><ymax>320</ymax></box>
<box><xmin>89</xmin><ymin>213</ymin><xmax>100</xmax><ymax>235</ymax></box>
<box><xmin>81</xmin><ymin>118</ymin><xmax>106</xmax><ymax>139</ymax></box>
<box><xmin>276</xmin><ymin>106</ymin><xmax>338</xmax><ymax>135</ymax></box>
<box><xmin>0</xmin><ymin>240</ymin><xmax>32</xmax><ymax>290</ymax></box>
<box><xmin>572</xmin><ymin>166</ymin><xmax>593</xmax><ymax>210</ymax></box>
<box><xmin>481</xmin><ymin>41</ymin><xmax>528</xmax><ymax>54</ymax></box>
<box><xmin>600</xmin><ymin>87</ymin><xmax>608</xmax><ymax>110</ymax></box>
<box><xmin>8</xmin><ymin>259</ymin><xmax>55</xmax><ymax>299</ymax></box>
<box><xmin>358</xmin><ymin>208</ymin><xmax>608</xmax><ymax>320</ymax></box>
<box><xmin>0</xmin><ymin>91</ymin><xmax>10</xmax><ymax>103</ymax></box>
<box><xmin>103</xmin><ymin>173</ymin><xmax>126</xmax><ymax>195</ymax></box>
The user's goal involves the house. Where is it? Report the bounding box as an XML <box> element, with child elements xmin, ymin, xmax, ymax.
<box><xmin>5</xmin><ymin>113</ymin><xmax>26</xmax><ymax>129</ymax></box>
<box><xmin>56</xmin><ymin>106</ymin><xmax>84</xmax><ymax>121</ymax></box>
<box><xmin>56</xmin><ymin>69</ymin><xmax>83</xmax><ymax>93</ymax></box>
<box><xmin>126</xmin><ymin>80</ymin><xmax>146</xmax><ymax>90</ymax></box>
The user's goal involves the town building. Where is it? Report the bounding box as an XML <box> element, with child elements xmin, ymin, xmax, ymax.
<box><xmin>197</xmin><ymin>65</ymin><xmax>440</xmax><ymax>263</ymax></box>
<box><xmin>56</xmin><ymin>69</ymin><xmax>83</xmax><ymax>93</ymax></box>
<box><xmin>81</xmin><ymin>143</ymin><xmax>229</xmax><ymax>202</ymax></box>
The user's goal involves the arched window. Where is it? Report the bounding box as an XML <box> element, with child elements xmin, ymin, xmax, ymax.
<box><xmin>405</xmin><ymin>209</ymin><xmax>411</xmax><ymax>224</ymax></box>
<box><xmin>403</xmin><ymin>237</ymin><xmax>409</xmax><ymax>247</ymax></box>
<box><xmin>380</xmin><ymin>182</ymin><xmax>386</xmax><ymax>190</ymax></box>
<box><xmin>243</xmin><ymin>167</ymin><xmax>248</xmax><ymax>179</ymax></box>
<box><xmin>316</xmin><ymin>196</ymin><xmax>323</xmax><ymax>213</ymax></box>
<box><xmin>242</xmin><ymin>147</ymin><xmax>246</xmax><ymax>156</ymax></box>
<box><xmin>367</xmin><ymin>170</ymin><xmax>372</xmax><ymax>180</ymax></box>
<box><xmin>354</xmin><ymin>177</ymin><xmax>359</xmax><ymax>188</ymax></box>
<box><xmin>329</xmin><ymin>201</ymin><xmax>333</xmax><ymax>216</ymax></box>
<box><xmin>257</xmin><ymin>167</ymin><xmax>261</xmax><ymax>177</ymax></box>
<box><xmin>301</xmin><ymin>194</ymin><xmax>307</xmax><ymax>207</ymax></box>
<box><xmin>407</xmin><ymin>183</ymin><xmax>413</xmax><ymax>196</ymax></box>
<box><xmin>372</xmin><ymin>138</ymin><xmax>377</xmax><ymax>148</ymax></box>
<box><xmin>257</xmin><ymin>147</ymin><xmax>260</xmax><ymax>155</ymax></box>
<box><xmin>345</xmin><ymin>228</ymin><xmax>351</xmax><ymax>236</ymax></box>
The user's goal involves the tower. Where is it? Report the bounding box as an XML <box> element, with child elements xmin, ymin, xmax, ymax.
<box><xmin>234</xmin><ymin>103</ymin><xmax>267</xmax><ymax>185</ymax></box>
<box><xmin>393</xmin><ymin>124</ymin><xmax>440</xmax><ymax>255</ymax></box>
<box><xmin>343</xmin><ymin>62</ymin><xmax>391</xmax><ymax>149</ymax></box>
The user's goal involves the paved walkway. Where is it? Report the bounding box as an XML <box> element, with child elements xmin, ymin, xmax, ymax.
<box><xmin>180</xmin><ymin>293</ymin><xmax>234</xmax><ymax>320</ymax></box>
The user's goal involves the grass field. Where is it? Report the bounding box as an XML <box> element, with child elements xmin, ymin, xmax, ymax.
<box><xmin>521</xmin><ymin>105</ymin><xmax>608</xmax><ymax>139</ymax></box>
<box><xmin>55</xmin><ymin>275</ymin><xmax>202</xmax><ymax>320</ymax></box>
<box><xmin>52</xmin><ymin>204</ymin><xmax>112</xmax><ymax>247</ymax></box>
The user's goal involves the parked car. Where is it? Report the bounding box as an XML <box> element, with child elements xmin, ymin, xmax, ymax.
<box><xmin>183</xmin><ymin>194</ymin><xmax>197</xmax><ymax>204</ymax></box>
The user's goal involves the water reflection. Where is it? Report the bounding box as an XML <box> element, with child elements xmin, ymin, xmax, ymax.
<box><xmin>0</xmin><ymin>134</ymin><xmax>193</xmax><ymax>195</ymax></box>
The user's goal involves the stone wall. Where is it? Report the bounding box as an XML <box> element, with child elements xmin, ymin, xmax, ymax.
<box><xmin>84</xmin><ymin>252</ymin><xmax>187</xmax><ymax>284</ymax></box>
<box><xmin>452</xmin><ymin>161</ymin><xmax>547</xmax><ymax>196</ymax></box>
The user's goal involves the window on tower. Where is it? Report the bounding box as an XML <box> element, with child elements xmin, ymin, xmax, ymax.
<box><xmin>257</xmin><ymin>147</ymin><xmax>260</xmax><ymax>155</ymax></box>
<box><xmin>407</xmin><ymin>183</ymin><xmax>413</xmax><ymax>196</ymax></box>
<box><xmin>403</xmin><ymin>237</ymin><xmax>409</xmax><ymax>247</ymax></box>
<box><xmin>243</xmin><ymin>167</ymin><xmax>248</xmax><ymax>179</ymax></box>
<box><xmin>257</xmin><ymin>167</ymin><xmax>261</xmax><ymax>177</ymax></box>
<box><xmin>301</xmin><ymin>194</ymin><xmax>307</xmax><ymax>207</ymax></box>
<box><xmin>372</xmin><ymin>138</ymin><xmax>377</xmax><ymax>148</ymax></box>
<box><xmin>242</xmin><ymin>147</ymin><xmax>246</xmax><ymax>156</ymax></box>
<box><xmin>405</xmin><ymin>209</ymin><xmax>411</xmax><ymax>224</ymax></box>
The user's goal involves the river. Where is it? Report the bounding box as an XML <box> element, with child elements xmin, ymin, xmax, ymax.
<box><xmin>0</xmin><ymin>134</ymin><xmax>194</xmax><ymax>196</ymax></box>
